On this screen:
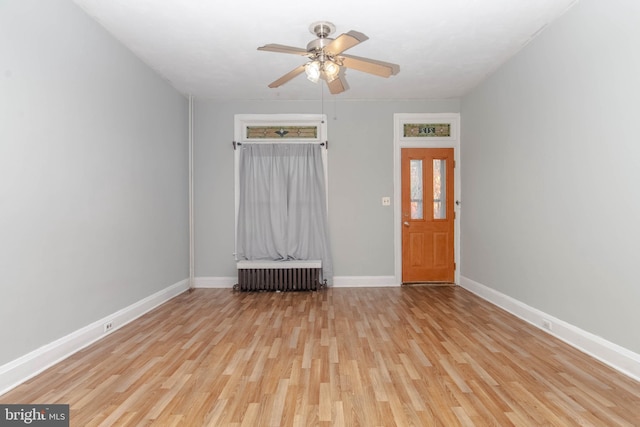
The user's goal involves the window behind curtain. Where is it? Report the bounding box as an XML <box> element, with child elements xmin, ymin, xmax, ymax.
<box><xmin>235</xmin><ymin>143</ymin><xmax>333</xmax><ymax>281</ymax></box>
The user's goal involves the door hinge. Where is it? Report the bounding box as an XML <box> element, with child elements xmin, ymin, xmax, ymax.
<box><xmin>453</xmin><ymin>160</ymin><xmax>456</xmax><ymax>168</ymax></box>
<box><xmin>454</xmin><ymin>262</ymin><xmax>457</xmax><ymax>271</ymax></box>
<box><xmin>453</xmin><ymin>212</ymin><xmax>456</xmax><ymax>220</ymax></box>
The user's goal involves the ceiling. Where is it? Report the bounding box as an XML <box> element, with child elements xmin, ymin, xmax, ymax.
<box><xmin>72</xmin><ymin>0</ymin><xmax>578</xmax><ymax>101</ymax></box>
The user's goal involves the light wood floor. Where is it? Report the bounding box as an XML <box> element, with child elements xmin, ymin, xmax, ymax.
<box><xmin>2</xmin><ymin>286</ymin><xmax>640</xmax><ymax>426</ymax></box>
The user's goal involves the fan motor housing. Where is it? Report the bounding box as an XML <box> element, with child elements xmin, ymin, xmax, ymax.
<box><xmin>306</xmin><ymin>38</ymin><xmax>334</xmax><ymax>53</ymax></box>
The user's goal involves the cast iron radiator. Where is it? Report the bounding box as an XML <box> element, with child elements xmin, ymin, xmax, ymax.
<box><xmin>235</xmin><ymin>260</ymin><xmax>323</xmax><ymax>291</ymax></box>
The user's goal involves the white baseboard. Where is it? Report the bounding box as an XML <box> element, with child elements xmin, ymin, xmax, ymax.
<box><xmin>332</xmin><ymin>276</ymin><xmax>399</xmax><ymax>287</ymax></box>
<box><xmin>459</xmin><ymin>276</ymin><xmax>640</xmax><ymax>382</ymax></box>
<box><xmin>0</xmin><ymin>279</ymin><xmax>189</xmax><ymax>397</ymax></box>
<box><xmin>194</xmin><ymin>276</ymin><xmax>236</xmax><ymax>288</ymax></box>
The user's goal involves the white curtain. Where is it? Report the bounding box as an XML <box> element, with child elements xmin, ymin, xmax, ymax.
<box><xmin>236</xmin><ymin>143</ymin><xmax>333</xmax><ymax>280</ymax></box>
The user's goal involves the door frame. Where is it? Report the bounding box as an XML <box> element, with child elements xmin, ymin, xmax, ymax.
<box><xmin>393</xmin><ymin>113</ymin><xmax>461</xmax><ymax>285</ymax></box>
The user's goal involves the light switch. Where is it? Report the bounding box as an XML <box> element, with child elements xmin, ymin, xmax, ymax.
<box><xmin>381</xmin><ymin>197</ymin><xmax>391</xmax><ymax>206</ymax></box>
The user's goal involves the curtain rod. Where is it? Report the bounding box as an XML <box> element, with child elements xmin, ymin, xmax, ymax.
<box><xmin>233</xmin><ymin>141</ymin><xmax>328</xmax><ymax>149</ymax></box>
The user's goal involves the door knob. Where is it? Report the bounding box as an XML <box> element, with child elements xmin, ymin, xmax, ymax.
<box><xmin>403</xmin><ymin>221</ymin><xmax>410</xmax><ymax>227</ymax></box>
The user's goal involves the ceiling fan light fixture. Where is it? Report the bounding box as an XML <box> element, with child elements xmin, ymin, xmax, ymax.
<box><xmin>322</xmin><ymin>60</ymin><xmax>340</xmax><ymax>81</ymax></box>
<box><xmin>305</xmin><ymin>60</ymin><xmax>321</xmax><ymax>83</ymax></box>
<box><xmin>258</xmin><ymin>21</ymin><xmax>400</xmax><ymax>94</ymax></box>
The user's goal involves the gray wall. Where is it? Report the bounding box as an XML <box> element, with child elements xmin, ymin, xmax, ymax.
<box><xmin>194</xmin><ymin>99</ymin><xmax>460</xmax><ymax>278</ymax></box>
<box><xmin>460</xmin><ymin>0</ymin><xmax>640</xmax><ymax>353</ymax></box>
<box><xmin>0</xmin><ymin>0</ymin><xmax>189</xmax><ymax>365</ymax></box>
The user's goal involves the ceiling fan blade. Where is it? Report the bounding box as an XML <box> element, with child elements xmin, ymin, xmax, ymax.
<box><xmin>340</xmin><ymin>54</ymin><xmax>400</xmax><ymax>78</ymax></box>
<box><xmin>267</xmin><ymin>65</ymin><xmax>306</xmax><ymax>88</ymax></box>
<box><xmin>258</xmin><ymin>44</ymin><xmax>309</xmax><ymax>56</ymax></box>
<box><xmin>327</xmin><ymin>76</ymin><xmax>346</xmax><ymax>95</ymax></box>
<box><xmin>324</xmin><ymin>30</ymin><xmax>368</xmax><ymax>56</ymax></box>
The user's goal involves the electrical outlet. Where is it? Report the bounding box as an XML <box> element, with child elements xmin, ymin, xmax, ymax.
<box><xmin>542</xmin><ymin>319</ymin><xmax>552</xmax><ymax>331</ymax></box>
<box><xmin>104</xmin><ymin>321</ymin><xmax>113</xmax><ymax>333</ymax></box>
<box><xmin>381</xmin><ymin>196</ymin><xmax>391</xmax><ymax>206</ymax></box>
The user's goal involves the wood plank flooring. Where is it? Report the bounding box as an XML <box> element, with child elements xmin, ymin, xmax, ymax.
<box><xmin>2</xmin><ymin>286</ymin><xmax>639</xmax><ymax>426</ymax></box>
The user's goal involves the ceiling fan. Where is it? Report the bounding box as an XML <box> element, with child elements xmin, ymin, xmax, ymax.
<box><xmin>257</xmin><ymin>21</ymin><xmax>400</xmax><ymax>95</ymax></box>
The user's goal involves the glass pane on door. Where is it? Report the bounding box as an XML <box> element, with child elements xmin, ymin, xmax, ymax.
<box><xmin>410</xmin><ymin>159</ymin><xmax>423</xmax><ymax>219</ymax></box>
<box><xmin>433</xmin><ymin>159</ymin><xmax>446</xmax><ymax>219</ymax></box>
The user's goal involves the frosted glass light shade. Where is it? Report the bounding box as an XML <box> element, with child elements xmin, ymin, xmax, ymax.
<box><xmin>305</xmin><ymin>61</ymin><xmax>321</xmax><ymax>83</ymax></box>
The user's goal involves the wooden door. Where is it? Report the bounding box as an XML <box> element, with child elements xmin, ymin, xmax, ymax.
<box><xmin>401</xmin><ymin>148</ymin><xmax>455</xmax><ymax>283</ymax></box>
